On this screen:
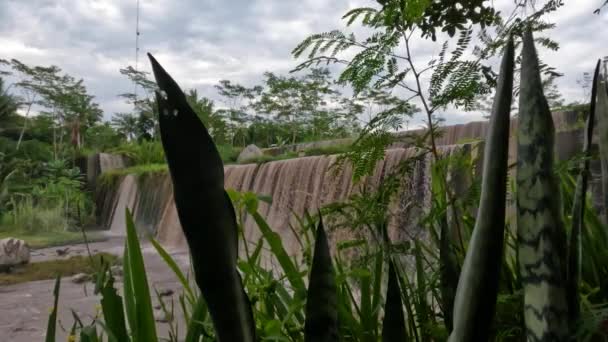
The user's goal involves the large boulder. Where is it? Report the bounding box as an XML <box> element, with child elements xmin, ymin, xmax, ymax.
<box><xmin>237</xmin><ymin>144</ymin><xmax>264</xmax><ymax>163</ymax></box>
<box><xmin>0</xmin><ymin>238</ymin><xmax>30</xmax><ymax>271</ymax></box>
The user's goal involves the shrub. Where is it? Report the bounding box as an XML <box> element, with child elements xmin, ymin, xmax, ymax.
<box><xmin>110</xmin><ymin>140</ymin><xmax>166</xmax><ymax>165</ymax></box>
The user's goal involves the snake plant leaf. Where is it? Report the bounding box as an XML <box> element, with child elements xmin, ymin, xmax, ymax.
<box><xmin>304</xmin><ymin>216</ymin><xmax>338</xmax><ymax>342</ymax></box>
<box><xmin>567</xmin><ymin>60</ymin><xmax>601</xmax><ymax>326</ymax></box>
<box><xmin>448</xmin><ymin>36</ymin><xmax>514</xmax><ymax>342</ymax></box>
<box><xmin>596</xmin><ymin>63</ymin><xmax>608</xmax><ymax>225</ymax></box>
<box><xmin>148</xmin><ymin>53</ymin><xmax>255</xmax><ymax>342</ymax></box>
<box><xmin>381</xmin><ymin>260</ymin><xmax>407</xmax><ymax>342</ymax></box>
<box><xmin>516</xmin><ymin>29</ymin><xmax>569</xmax><ymax>341</ymax></box>
<box><xmin>439</xmin><ymin>209</ymin><xmax>458</xmax><ymax>332</ymax></box>
<box><xmin>44</xmin><ymin>275</ymin><xmax>61</xmax><ymax>342</ymax></box>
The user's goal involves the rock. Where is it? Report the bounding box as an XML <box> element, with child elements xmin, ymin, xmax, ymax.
<box><xmin>56</xmin><ymin>247</ymin><xmax>70</xmax><ymax>256</ymax></box>
<box><xmin>237</xmin><ymin>144</ymin><xmax>264</xmax><ymax>163</ymax></box>
<box><xmin>158</xmin><ymin>288</ymin><xmax>174</xmax><ymax>297</ymax></box>
<box><xmin>71</xmin><ymin>273</ymin><xmax>91</xmax><ymax>284</ymax></box>
<box><xmin>110</xmin><ymin>265</ymin><xmax>123</xmax><ymax>277</ymax></box>
<box><xmin>0</xmin><ymin>238</ymin><xmax>30</xmax><ymax>271</ymax></box>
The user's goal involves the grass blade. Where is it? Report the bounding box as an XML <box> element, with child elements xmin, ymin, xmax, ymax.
<box><xmin>185</xmin><ymin>297</ymin><xmax>211</xmax><ymax>342</ymax></box>
<box><xmin>149</xmin><ymin>236</ymin><xmax>196</xmax><ymax>304</ymax></box>
<box><xmin>448</xmin><ymin>36</ymin><xmax>514</xmax><ymax>341</ymax></box>
<box><xmin>149</xmin><ymin>53</ymin><xmax>255</xmax><ymax>342</ymax></box>
<box><xmin>122</xmin><ymin>237</ymin><xmax>136</xmax><ymax>339</ymax></box>
<box><xmin>250</xmin><ymin>210</ymin><xmax>307</xmax><ymax>294</ymax></box>
<box><xmin>45</xmin><ymin>275</ymin><xmax>61</xmax><ymax>342</ymax></box>
<box><xmin>304</xmin><ymin>217</ymin><xmax>338</xmax><ymax>342</ymax></box>
<box><xmin>124</xmin><ymin>208</ymin><xmax>158</xmax><ymax>341</ymax></box>
<box><xmin>516</xmin><ymin>28</ymin><xmax>569</xmax><ymax>341</ymax></box>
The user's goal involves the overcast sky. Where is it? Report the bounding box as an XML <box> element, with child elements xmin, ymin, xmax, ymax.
<box><xmin>1</xmin><ymin>0</ymin><xmax>607</xmax><ymax>127</ymax></box>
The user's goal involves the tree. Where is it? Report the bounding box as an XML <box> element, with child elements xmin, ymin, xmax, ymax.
<box><xmin>118</xmin><ymin>66</ymin><xmax>159</xmax><ymax>140</ymax></box>
<box><xmin>293</xmin><ymin>0</ymin><xmax>563</xmax><ymax>160</ymax></box>
<box><xmin>214</xmin><ymin>80</ymin><xmax>263</xmax><ymax>147</ymax></box>
<box><xmin>111</xmin><ymin>112</ymin><xmax>139</xmax><ymax>141</ymax></box>
<box><xmin>185</xmin><ymin>89</ymin><xmax>230</xmax><ymax>144</ymax></box>
<box><xmin>1</xmin><ymin>59</ymin><xmax>103</xmax><ymax>154</ymax></box>
<box><xmin>85</xmin><ymin>122</ymin><xmax>124</xmax><ymax>151</ymax></box>
<box><xmin>254</xmin><ymin>68</ymin><xmax>359</xmax><ymax>144</ymax></box>
<box><xmin>0</xmin><ymin>77</ymin><xmax>19</xmax><ymax>120</ymax></box>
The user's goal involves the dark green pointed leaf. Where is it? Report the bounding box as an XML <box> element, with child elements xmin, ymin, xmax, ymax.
<box><xmin>516</xmin><ymin>29</ymin><xmax>569</xmax><ymax>341</ymax></box>
<box><xmin>596</xmin><ymin>62</ymin><xmax>608</xmax><ymax>225</ymax></box>
<box><xmin>45</xmin><ymin>275</ymin><xmax>61</xmax><ymax>342</ymax></box>
<box><xmin>99</xmin><ymin>274</ymin><xmax>128</xmax><ymax>342</ymax></box>
<box><xmin>250</xmin><ymin>210</ymin><xmax>307</xmax><ymax>294</ymax></box>
<box><xmin>304</xmin><ymin>217</ymin><xmax>338</xmax><ymax>342</ymax></box>
<box><xmin>382</xmin><ymin>261</ymin><xmax>406</xmax><ymax>342</ymax></box>
<box><xmin>148</xmin><ymin>53</ymin><xmax>255</xmax><ymax>342</ymax></box>
<box><xmin>567</xmin><ymin>60</ymin><xmax>601</xmax><ymax>327</ymax></box>
<box><xmin>448</xmin><ymin>36</ymin><xmax>514</xmax><ymax>342</ymax></box>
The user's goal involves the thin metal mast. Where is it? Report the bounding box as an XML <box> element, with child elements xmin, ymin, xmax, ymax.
<box><xmin>134</xmin><ymin>0</ymin><xmax>141</xmax><ymax>102</ymax></box>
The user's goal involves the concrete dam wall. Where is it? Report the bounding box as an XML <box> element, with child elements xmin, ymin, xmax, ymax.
<box><xmin>94</xmin><ymin>145</ymin><xmax>471</xmax><ymax>253</ymax></box>
<box><xmin>90</xmin><ymin>110</ymin><xmax>605</xmax><ymax>256</ymax></box>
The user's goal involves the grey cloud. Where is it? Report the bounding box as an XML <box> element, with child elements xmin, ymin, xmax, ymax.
<box><xmin>0</xmin><ymin>0</ymin><xmax>606</xmax><ymax>123</ymax></box>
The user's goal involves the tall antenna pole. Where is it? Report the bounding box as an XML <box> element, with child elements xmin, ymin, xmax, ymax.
<box><xmin>134</xmin><ymin>0</ymin><xmax>141</xmax><ymax>103</ymax></box>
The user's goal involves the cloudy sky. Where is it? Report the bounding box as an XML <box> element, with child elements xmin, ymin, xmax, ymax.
<box><xmin>1</xmin><ymin>0</ymin><xmax>607</xmax><ymax>127</ymax></box>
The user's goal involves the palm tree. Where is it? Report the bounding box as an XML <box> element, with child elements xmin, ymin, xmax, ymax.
<box><xmin>111</xmin><ymin>112</ymin><xmax>139</xmax><ymax>141</ymax></box>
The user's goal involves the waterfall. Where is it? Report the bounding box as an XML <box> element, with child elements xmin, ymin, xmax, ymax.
<box><xmin>100</xmin><ymin>145</ymin><xmax>481</xmax><ymax>257</ymax></box>
<box><xmin>97</xmin><ymin>110</ymin><xmax>595</xmax><ymax>254</ymax></box>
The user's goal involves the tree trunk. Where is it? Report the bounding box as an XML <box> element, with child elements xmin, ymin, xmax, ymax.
<box><xmin>16</xmin><ymin>95</ymin><xmax>37</xmax><ymax>151</ymax></box>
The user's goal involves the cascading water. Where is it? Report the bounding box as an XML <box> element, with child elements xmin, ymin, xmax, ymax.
<box><xmin>98</xmin><ymin>153</ymin><xmax>127</xmax><ymax>173</ymax></box>
<box><xmin>108</xmin><ymin>175</ymin><xmax>139</xmax><ymax>236</ymax></box>
<box><xmin>100</xmin><ymin>144</ymin><xmax>480</xmax><ymax>258</ymax></box>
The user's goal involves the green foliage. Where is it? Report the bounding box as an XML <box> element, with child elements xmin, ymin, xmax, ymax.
<box><xmin>123</xmin><ymin>209</ymin><xmax>158</xmax><ymax>341</ymax></box>
<box><xmin>85</xmin><ymin>122</ymin><xmax>125</xmax><ymax>152</ymax></box>
<box><xmin>116</xmin><ymin>66</ymin><xmax>159</xmax><ymax>141</ymax></box>
<box><xmin>0</xmin><ymin>158</ymin><xmax>94</xmax><ymax>233</ymax></box>
<box><xmin>109</xmin><ymin>140</ymin><xmax>165</xmax><ymax>165</ymax></box>
<box><xmin>0</xmin><ymin>76</ymin><xmax>19</xmax><ymax>121</ymax></box>
<box><xmin>1</xmin><ymin>197</ymin><xmax>68</xmax><ymax>233</ymax></box>
<box><xmin>42</xmin><ymin>36</ymin><xmax>608</xmax><ymax>342</ymax></box>
<box><xmin>98</xmin><ymin>164</ymin><xmax>168</xmax><ymax>186</ymax></box>
<box><xmin>216</xmin><ymin>144</ymin><xmax>241</xmax><ymax>164</ymax></box>
<box><xmin>0</xmin><ymin>253</ymin><xmax>118</xmax><ymax>285</ymax></box>
<box><xmin>1</xmin><ymin>58</ymin><xmax>104</xmax><ymax>151</ymax></box>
